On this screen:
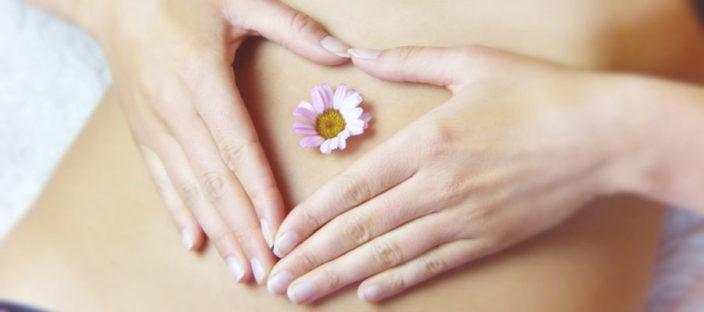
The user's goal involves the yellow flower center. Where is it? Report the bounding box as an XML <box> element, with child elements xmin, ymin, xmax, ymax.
<box><xmin>315</xmin><ymin>109</ymin><xmax>346</xmax><ymax>139</ymax></box>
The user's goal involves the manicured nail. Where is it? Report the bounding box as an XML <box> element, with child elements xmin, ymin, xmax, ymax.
<box><xmin>181</xmin><ymin>229</ymin><xmax>194</xmax><ymax>250</ymax></box>
<box><xmin>348</xmin><ymin>48</ymin><xmax>381</xmax><ymax>60</ymax></box>
<box><xmin>321</xmin><ymin>36</ymin><xmax>351</xmax><ymax>58</ymax></box>
<box><xmin>251</xmin><ymin>258</ymin><xmax>267</xmax><ymax>284</ymax></box>
<box><xmin>267</xmin><ymin>271</ymin><xmax>294</xmax><ymax>294</ymax></box>
<box><xmin>273</xmin><ymin>231</ymin><xmax>300</xmax><ymax>258</ymax></box>
<box><xmin>287</xmin><ymin>280</ymin><xmax>317</xmax><ymax>304</ymax></box>
<box><xmin>260</xmin><ymin>219</ymin><xmax>274</xmax><ymax>249</ymax></box>
<box><xmin>358</xmin><ymin>285</ymin><xmax>383</xmax><ymax>302</ymax></box>
<box><xmin>226</xmin><ymin>256</ymin><xmax>245</xmax><ymax>282</ymax></box>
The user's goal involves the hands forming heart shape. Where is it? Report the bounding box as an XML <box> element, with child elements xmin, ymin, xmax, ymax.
<box><xmin>31</xmin><ymin>0</ymin><xmax>704</xmax><ymax>305</ymax></box>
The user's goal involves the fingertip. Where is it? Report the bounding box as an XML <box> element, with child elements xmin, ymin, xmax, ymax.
<box><xmin>226</xmin><ymin>255</ymin><xmax>248</xmax><ymax>283</ymax></box>
<box><xmin>273</xmin><ymin>230</ymin><xmax>300</xmax><ymax>258</ymax></box>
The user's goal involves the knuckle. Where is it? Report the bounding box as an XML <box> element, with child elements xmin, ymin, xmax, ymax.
<box><xmin>341</xmin><ymin>214</ymin><xmax>372</xmax><ymax>246</ymax></box>
<box><xmin>417</xmin><ymin>120</ymin><xmax>454</xmax><ymax>159</ymax></box>
<box><xmin>295</xmin><ymin>250</ymin><xmax>320</xmax><ymax>271</ymax></box>
<box><xmin>422</xmin><ymin>253</ymin><xmax>447</xmax><ymax>275</ymax></box>
<box><xmin>178</xmin><ymin>183</ymin><xmax>202</xmax><ymax>210</ymax></box>
<box><xmin>201</xmin><ymin>171</ymin><xmax>227</xmax><ymax>202</ymax></box>
<box><xmin>319</xmin><ymin>268</ymin><xmax>344</xmax><ymax>290</ymax></box>
<box><xmin>436</xmin><ymin>173</ymin><xmax>469</xmax><ymax>204</ymax></box>
<box><xmin>220</xmin><ymin>138</ymin><xmax>258</xmax><ymax>174</ymax></box>
<box><xmin>298</xmin><ymin>206</ymin><xmax>324</xmax><ymax>232</ymax></box>
<box><xmin>396</xmin><ymin>46</ymin><xmax>423</xmax><ymax>63</ymax></box>
<box><xmin>386</xmin><ymin>272</ymin><xmax>406</xmax><ymax>291</ymax></box>
<box><xmin>287</xmin><ymin>11</ymin><xmax>316</xmax><ymax>35</ymax></box>
<box><xmin>371</xmin><ymin>241</ymin><xmax>405</xmax><ymax>268</ymax></box>
<box><xmin>248</xmin><ymin>179</ymin><xmax>278</xmax><ymax>207</ymax></box>
<box><xmin>336</xmin><ymin>173</ymin><xmax>370</xmax><ymax>205</ymax></box>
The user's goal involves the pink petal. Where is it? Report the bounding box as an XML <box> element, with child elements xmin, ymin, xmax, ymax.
<box><xmin>300</xmin><ymin>135</ymin><xmax>325</xmax><ymax>148</ymax></box>
<box><xmin>293</xmin><ymin>122</ymin><xmax>317</xmax><ymax>135</ymax></box>
<box><xmin>311</xmin><ymin>83</ymin><xmax>334</xmax><ymax>112</ymax></box>
<box><xmin>320</xmin><ymin>139</ymin><xmax>333</xmax><ymax>154</ymax></box>
<box><xmin>293</xmin><ymin>102</ymin><xmax>317</xmax><ymax>122</ymax></box>
<box><xmin>333</xmin><ymin>84</ymin><xmax>351</xmax><ymax>109</ymax></box>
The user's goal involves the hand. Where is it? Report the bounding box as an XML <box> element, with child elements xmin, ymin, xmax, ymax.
<box><xmin>266</xmin><ymin>46</ymin><xmax>639</xmax><ymax>302</ymax></box>
<box><xmin>84</xmin><ymin>0</ymin><xmax>350</xmax><ymax>284</ymax></box>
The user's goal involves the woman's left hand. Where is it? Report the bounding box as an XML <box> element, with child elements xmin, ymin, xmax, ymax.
<box><xmin>267</xmin><ymin>46</ymin><xmax>644</xmax><ymax>303</ymax></box>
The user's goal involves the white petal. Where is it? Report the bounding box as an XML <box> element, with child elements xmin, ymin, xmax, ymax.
<box><xmin>333</xmin><ymin>84</ymin><xmax>350</xmax><ymax>109</ymax></box>
<box><xmin>340</xmin><ymin>93</ymin><xmax>363</xmax><ymax>110</ymax></box>
<box><xmin>347</xmin><ymin>124</ymin><xmax>364</xmax><ymax>135</ymax></box>
<box><xmin>338</xmin><ymin>137</ymin><xmax>347</xmax><ymax>150</ymax></box>
<box><xmin>320</xmin><ymin>139</ymin><xmax>333</xmax><ymax>154</ymax></box>
<box><xmin>329</xmin><ymin>137</ymin><xmax>339</xmax><ymax>150</ymax></box>
<box><xmin>341</xmin><ymin>107</ymin><xmax>363</xmax><ymax>122</ymax></box>
<box><xmin>339</xmin><ymin>129</ymin><xmax>351</xmax><ymax>140</ymax></box>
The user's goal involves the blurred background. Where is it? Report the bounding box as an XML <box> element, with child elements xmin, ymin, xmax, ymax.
<box><xmin>0</xmin><ymin>0</ymin><xmax>109</xmax><ymax>237</ymax></box>
<box><xmin>0</xmin><ymin>0</ymin><xmax>702</xmax><ymax>310</ymax></box>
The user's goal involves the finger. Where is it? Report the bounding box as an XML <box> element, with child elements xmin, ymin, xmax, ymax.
<box><xmin>349</xmin><ymin>46</ymin><xmax>476</xmax><ymax>91</ymax></box>
<box><xmin>168</xmin><ymin>108</ymin><xmax>275</xmax><ymax>284</ymax></box>
<box><xmin>268</xmin><ymin>177</ymin><xmax>438</xmax><ymax>294</ymax></box>
<box><xmin>140</xmin><ymin>145</ymin><xmax>204</xmax><ymax>251</ymax></box>
<box><xmin>150</xmin><ymin>130</ymin><xmax>251</xmax><ymax>283</ymax></box>
<box><xmin>272</xmin><ymin>135</ymin><xmax>420</xmax><ymax>258</ymax></box>
<box><xmin>358</xmin><ymin>240</ymin><xmax>487</xmax><ymax>302</ymax></box>
<box><xmin>184</xmin><ymin>59</ymin><xmax>284</xmax><ymax>250</ymax></box>
<box><xmin>283</xmin><ymin>212</ymin><xmax>457</xmax><ymax>304</ymax></box>
<box><xmin>230</xmin><ymin>0</ymin><xmax>351</xmax><ymax>64</ymax></box>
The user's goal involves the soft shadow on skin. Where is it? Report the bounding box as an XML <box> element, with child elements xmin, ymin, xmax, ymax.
<box><xmin>236</xmin><ymin>37</ymin><xmax>377</xmax><ymax>210</ymax></box>
<box><xmin>595</xmin><ymin>0</ymin><xmax>704</xmax><ymax>82</ymax></box>
<box><xmin>236</xmin><ymin>38</ymin><xmax>297</xmax><ymax>210</ymax></box>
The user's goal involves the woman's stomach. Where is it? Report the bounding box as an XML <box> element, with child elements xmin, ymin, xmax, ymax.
<box><xmin>237</xmin><ymin>0</ymin><xmax>703</xmax><ymax>205</ymax></box>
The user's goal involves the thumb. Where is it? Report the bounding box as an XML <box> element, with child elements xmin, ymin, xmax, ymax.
<box><xmin>236</xmin><ymin>0</ymin><xmax>350</xmax><ymax>65</ymax></box>
<box><xmin>349</xmin><ymin>46</ymin><xmax>476</xmax><ymax>91</ymax></box>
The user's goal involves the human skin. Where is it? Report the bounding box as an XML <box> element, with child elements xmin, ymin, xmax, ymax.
<box><xmin>3</xmin><ymin>0</ymin><xmax>704</xmax><ymax>310</ymax></box>
<box><xmin>270</xmin><ymin>45</ymin><xmax>704</xmax><ymax>303</ymax></box>
<box><xmin>23</xmin><ymin>0</ymin><xmax>354</xmax><ymax>284</ymax></box>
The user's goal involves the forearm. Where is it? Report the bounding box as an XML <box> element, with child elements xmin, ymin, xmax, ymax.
<box><xmin>23</xmin><ymin>0</ymin><xmax>107</xmax><ymax>36</ymax></box>
<box><xmin>603</xmin><ymin>74</ymin><xmax>704</xmax><ymax>213</ymax></box>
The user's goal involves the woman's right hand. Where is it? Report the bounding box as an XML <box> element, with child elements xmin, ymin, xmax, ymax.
<box><xmin>64</xmin><ymin>0</ymin><xmax>351</xmax><ymax>284</ymax></box>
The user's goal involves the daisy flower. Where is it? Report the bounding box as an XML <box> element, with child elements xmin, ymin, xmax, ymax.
<box><xmin>293</xmin><ymin>83</ymin><xmax>371</xmax><ymax>155</ymax></box>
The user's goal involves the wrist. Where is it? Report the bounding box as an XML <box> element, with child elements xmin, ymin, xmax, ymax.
<box><xmin>575</xmin><ymin>73</ymin><xmax>661</xmax><ymax>198</ymax></box>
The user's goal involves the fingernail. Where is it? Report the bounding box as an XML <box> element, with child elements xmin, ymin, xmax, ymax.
<box><xmin>251</xmin><ymin>258</ymin><xmax>267</xmax><ymax>284</ymax></box>
<box><xmin>267</xmin><ymin>271</ymin><xmax>294</xmax><ymax>294</ymax></box>
<box><xmin>321</xmin><ymin>36</ymin><xmax>351</xmax><ymax>58</ymax></box>
<box><xmin>180</xmin><ymin>228</ymin><xmax>194</xmax><ymax>250</ymax></box>
<box><xmin>260</xmin><ymin>219</ymin><xmax>274</xmax><ymax>249</ymax></box>
<box><xmin>358</xmin><ymin>285</ymin><xmax>383</xmax><ymax>302</ymax></box>
<box><xmin>348</xmin><ymin>48</ymin><xmax>381</xmax><ymax>60</ymax></box>
<box><xmin>226</xmin><ymin>256</ymin><xmax>245</xmax><ymax>282</ymax></box>
<box><xmin>287</xmin><ymin>280</ymin><xmax>317</xmax><ymax>304</ymax></box>
<box><xmin>273</xmin><ymin>231</ymin><xmax>300</xmax><ymax>258</ymax></box>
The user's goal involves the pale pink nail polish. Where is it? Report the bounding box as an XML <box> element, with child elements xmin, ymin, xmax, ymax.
<box><xmin>358</xmin><ymin>285</ymin><xmax>383</xmax><ymax>302</ymax></box>
<box><xmin>267</xmin><ymin>271</ymin><xmax>294</xmax><ymax>294</ymax></box>
<box><xmin>348</xmin><ymin>48</ymin><xmax>381</xmax><ymax>60</ymax></box>
<box><xmin>288</xmin><ymin>280</ymin><xmax>317</xmax><ymax>304</ymax></box>
<box><xmin>273</xmin><ymin>231</ymin><xmax>300</xmax><ymax>258</ymax></box>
